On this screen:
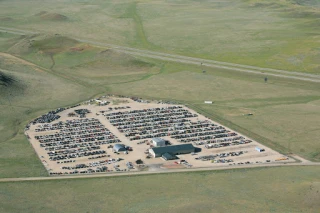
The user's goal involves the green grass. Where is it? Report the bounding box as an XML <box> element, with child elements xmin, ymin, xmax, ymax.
<box><xmin>0</xmin><ymin>0</ymin><xmax>319</xmax><ymax>73</ymax></box>
<box><xmin>0</xmin><ymin>2</ymin><xmax>319</xmax><ymax>211</ymax></box>
<box><xmin>0</xmin><ymin>166</ymin><xmax>320</xmax><ymax>213</ymax></box>
<box><xmin>120</xmin><ymin>2</ymin><xmax>153</xmax><ymax>48</ymax></box>
<box><xmin>0</xmin><ymin>60</ymin><xmax>95</xmax><ymax>177</ymax></box>
<box><xmin>0</xmin><ymin>33</ymin><xmax>162</xmax><ymax>178</ymax></box>
<box><xmin>108</xmin><ymin>62</ymin><xmax>320</xmax><ymax>161</ymax></box>
<box><xmin>1</xmin><ymin>32</ymin><xmax>319</xmax><ymax>179</ymax></box>
<box><xmin>0</xmin><ymin>32</ymin><xmax>319</xmax><ymax>180</ymax></box>
<box><xmin>194</xmin><ymin>100</ymin><xmax>320</xmax><ymax>160</ymax></box>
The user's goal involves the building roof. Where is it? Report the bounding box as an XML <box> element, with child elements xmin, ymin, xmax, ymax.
<box><xmin>151</xmin><ymin>143</ymin><xmax>195</xmax><ymax>155</ymax></box>
<box><xmin>113</xmin><ymin>144</ymin><xmax>125</xmax><ymax>151</ymax></box>
<box><xmin>152</xmin><ymin>138</ymin><xmax>165</xmax><ymax>143</ymax></box>
<box><xmin>162</xmin><ymin>152</ymin><xmax>176</xmax><ymax>160</ymax></box>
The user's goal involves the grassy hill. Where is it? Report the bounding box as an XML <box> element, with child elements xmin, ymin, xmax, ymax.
<box><xmin>34</xmin><ymin>11</ymin><xmax>68</xmax><ymax>21</ymax></box>
<box><xmin>0</xmin><ymin>0</ymin><xmax>319</xmax><ymax>73</ymax></box>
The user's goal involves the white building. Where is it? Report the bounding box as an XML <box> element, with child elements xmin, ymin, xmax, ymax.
<box><xmin>255</xmin><ymin>147</ymin><xmax>265</xmax><ymax>152</ymax></box>
<box><xmin>113</xmin><ymin>144</ymin><xmax>126</xmax><ymax>152</ymax></box>
<box><xmin>152</xmin><ymin>138</ymin><xmax>166</xmax><ymax>147</ymax></box>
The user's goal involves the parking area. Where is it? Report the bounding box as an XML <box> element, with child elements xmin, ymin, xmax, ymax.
<box><xmin>25</xmin><ymin>96</ymin><xmax>293</xmax><ymax>175</ymax></box>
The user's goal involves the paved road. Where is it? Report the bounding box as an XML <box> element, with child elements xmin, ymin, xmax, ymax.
<box><xmin>0</xmin><ymin>161</ymin><xmax>319</xmax><ymax>183</ymax></box>
<box><xmin>1</xmin><ymin>26</ymin><xmax>319</xmax><ymax>83</ymax></box>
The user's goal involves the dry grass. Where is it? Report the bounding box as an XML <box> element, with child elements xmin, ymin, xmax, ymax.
<box><xmin>0</xmin><ymin>31</ymin><xmax>319</xmax><ymax>181</ymax></box>
<box><xmin>0</xmin><ymin>11</ymin><xmax>319</xmax><ymax>212</ymax></box>
<box><xmin>0</xmin><ymin>0</ymin><xmax>319</xmax><ymax>72</ymax></box>
<box><xmin>109</xmin><ymin>63</ymin><xmax>320</xmax><ymax>161</ymax></box>
<box><xmin>0</xmin><ymin>33</ymin><xmax>161</xmax><ymax>178</ymax></box>
<box><xmin>35</xmin><ymin>11</ymin><xmax>68</xmax><ymax>21</ymax></box>
<box><xmin>0</xmin><ymin>166</ymin><xmax>319</xmax><ymax>213</ymax></box>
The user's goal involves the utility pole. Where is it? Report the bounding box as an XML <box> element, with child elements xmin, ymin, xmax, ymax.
<box><xmin>201</xmin><ymin>62</ymin><xmax>206</xmax><ymax>73</ymax></box>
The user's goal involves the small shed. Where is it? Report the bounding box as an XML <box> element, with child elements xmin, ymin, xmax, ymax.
<box><xmin>152</xmin><ymin>138</ymin><xmax>166</xmax><ymax>147</ymax></box>
<box><xmin>255</xmin><ymin>147</ymin><xmax>265</xmax><ymax>152</ymax></box>
<box><xmin>113</xmin><ymin>144</ymin><xmax>126</xmax><ymax>152</ymax></box>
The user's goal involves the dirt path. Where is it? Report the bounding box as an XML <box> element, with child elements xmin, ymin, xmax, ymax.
<box><xmin>0</xmin><ymin>52</ymin><xmax>45</xmax><ymax>72</ymax></box>
<box><xmin>289</xmin><ymin>154</ymin><xmax>312</xmax><ymax>163</ymax></box>
<box><xmin>0</xmin><ymin>52</ymin><xmax>96</xmax><ymax>88</ymax></box>
<box><xmin>1</xmin><ymin>26</ymin><xmax>319</xmax><ymax>83</ymax></box>
<box><xmin>49</xmin><ymin>53</ymin><xmax>55</xmax><ymax>70</ymax></box>
<box><xmin>0</xmin><ymin>26</ymin><xmax>38</xmax><ymax>35</ymax></box>
<box><xmin>107</xmin><ymin>49</ymin><xmax>320</xmax><ymax>83</ymax></box>
<box><xmin>0</xmin><ymin>161</ymin><xmax>319</xmax><ymax>183</ymax></box>
<box><xmin>1</xmin><ymin>26</ymin><xmax>319</xmax><ymax>182</ymax></box>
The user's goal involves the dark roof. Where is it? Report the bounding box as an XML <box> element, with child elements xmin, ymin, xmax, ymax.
<box><xmin>113</xmin><ymin>144</ymin><xmax>126</xmax><ymax>151</ymax></box>
<box><xmin>114</xmin><ymin>144</ymin><xmax>125</xmax><ymax>149</ymax></box>
<box><xmin>151</xmin><ymin>144</ymin><xmax>195</xmax><ymax>155</ymax></box>
<box><xmin>162</xmin><ymin>152</ymin><xmax>176</xmax><ymax>160</ymax></box>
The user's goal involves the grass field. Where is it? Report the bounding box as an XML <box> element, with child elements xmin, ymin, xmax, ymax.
<box><xmin>0</xmin><ymin>30</ymin><xmax>319</xmax><ymax>179</ymax></box>
<box><xmin>109</xmin><ymin>62</ymin><xmax>320</xmax><ymax>161</ymax></box>
<box><xmin>0</xmin><ymin>1</ymin><xmax>320</xmax><ymax>211</ymax></box>
<box><xmin>0</xmin><ymin>0</ymin><xmax>319</xmax><ymax>73</ymax></box>
<box><xmin>0</xmin><ymin>33</ymin><xmax>163</xmax><ymax>178</ymax></box>
<box><xmin>1</xmin><ymin>166</ymin><xmax>320</xmax><ymax>213</ymax></box>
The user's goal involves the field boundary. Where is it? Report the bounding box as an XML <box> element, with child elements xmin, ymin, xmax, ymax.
<box><xmin>0</xmin><ymin>163</ymin><xmax>319</xmax><ymax>183</ymax></box>
<box><xmin>1</xmin><ymin>26</ymin><xmax>319</xmax><ymax>83</ymax></box>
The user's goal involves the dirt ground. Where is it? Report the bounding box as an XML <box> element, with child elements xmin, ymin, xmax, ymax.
<box><xmin>25</xmin><ymin>96</ymin><xmax>294</xmax><ymax>175</ymax></box>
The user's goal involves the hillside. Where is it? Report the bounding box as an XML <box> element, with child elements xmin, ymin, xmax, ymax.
<box><xmin>34</xmin><ymin>11</ymin><xmax>68</xmax><ymax>21</ymax></box>
<box><xmin>0</xmin><ymin>0</ymin><xmax>319</xmax><ymax>73</ymax></box>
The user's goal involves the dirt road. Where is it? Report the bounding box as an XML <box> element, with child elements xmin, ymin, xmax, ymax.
<box><xmin>1</xmin><ymin>26</ymin><xmax>319</xmax><ymax>183</ymax></box>
<box><xmin>0</xmin><ymin>161</ymin><xmax>319</xmax><ymax>183</ymax></box>
<box><xmin>1</xmin><ymin>26</ymin><xmax>319</xmax><ymax>83</ymax></box>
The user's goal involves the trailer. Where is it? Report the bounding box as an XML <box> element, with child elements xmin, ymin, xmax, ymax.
<box><xmin>255</xmin><ymin>147</ymin><xmax>265</xmax><ymax>152</ymax></box>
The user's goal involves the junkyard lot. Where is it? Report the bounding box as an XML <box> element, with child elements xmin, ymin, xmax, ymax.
<box><xmin>26</xmin><ymin>97</ymin><xmax>292</xmax><ymax>174</ymax></box>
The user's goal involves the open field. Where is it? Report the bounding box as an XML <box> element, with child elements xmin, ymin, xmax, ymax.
<box><xmin>0</xmin><ymin>33</ymin><xmax>161</xmax><ymax>178</ymax></box>
<box><xmin>0</xmin><ymin>0</ymin><xmax>319</xmax><ymax>73</ymax></box>
<box><xmin>2</xmin><ymin>27</ymin><xmax>319</xmax><ymax>83</ymax></box>
<box><xmin>0</xmin><ymin>0</ymin><xmax>320</xmax><ymax>211</ymax></box>
<box><xmin>109</xmin><ymin>63</ymin><xmax>320</xmax><ymax>161</ymax></box>
<box><xmin>0</xmin><ymin>30</ymin><xmax>319</xmax><ymax>178</ymax></box>
<box><xmin>1</xmin><ymin>166</ymin><xmax>320</xmax><ymax>213</ymax></box>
